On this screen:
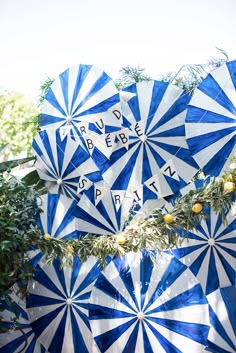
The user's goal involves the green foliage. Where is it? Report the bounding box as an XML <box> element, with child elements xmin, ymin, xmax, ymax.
<box><xmin>114</xmin><ymin>65</ymin><xmax>152</xmax><ymax>89</ymax></box>
<box><xmin>0</xmin><ymin>91</ymin><xmax>39</xmax><ymax>157</ymax></box>
<box><xmin>0</xmin><ymin>173</ymin><xmax>42</xmax><ymax>297</ymax></box>
<box><xmin>161</xmin><ymin>48</ymin><xmax>228</xmax><ymax>94</ymax></box>
<box><xmin>38</xmin><ymin>76</ymin><xmax>54</xmax><ymax>106</ymax></box>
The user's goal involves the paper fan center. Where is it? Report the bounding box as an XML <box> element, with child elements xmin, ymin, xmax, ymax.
<box><xmin>57</xmin><ymin>178</ymin><xmax>63</xmax><ymax>185</ymax></box>
<box><xmin>137</xmin><ymin>311</ymin><xmax>145</xmax><ymax>320</ymax></box>
<box><xmin>140</xmin><ymin>134</ymin><xmax>148</xmax><ymax>143</ymax></box>
<box><xmin>66</xmin><ymin>297</ymin><xmax>73</xmax><ymax>305</ymax></box>
<box><xmin>66</xmin><ymin>115</ymin><xmax>73</xmax><ymax>123</ymax></box>
<box><xmin>208</xmin><ymin>238</ymin><xmax>215</xmax><ymax>246</ymax></box>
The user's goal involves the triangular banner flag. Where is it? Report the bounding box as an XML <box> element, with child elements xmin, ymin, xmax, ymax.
<box><xmin>116</xmin><ymin>128</ymin><xmax>130</xmax><ymax>150</ymax></box>
<box><xmin>76</xmin><ymin>121</ymin><xmax>89</xmax><ymax>136</ymax></box>
<box><xmin>145</xmin><ymin>174</ymin><xmax>162</xmax><ymax>198</ymax></box>
<box><xmin>77</xmin><ymin>175</ymin><xmax>93</xmax><ymax>194</ymax></box>
<box><xmin>84</xmin><ymin>133</ymin><xmax>97</xmax><ymax>154</ymax></box>
<box><xmin>95</xmin><ymin>133</ymin><xmax>116</xmax><ymax>159</ymax></box>
<box><xmin>131</xmin><ymin>184</ymin><xmax>143</xmax><ymax>206</ymax></box>
<box><xmin>93</xmin><ymin>116</ymin><xmax>105</xmax><ymax>133</ymax></box>
<box><xmin>161</xmin><ymin>159</ymin><xmax>180</xmax><ymax>181</ymax></box>
<box><xmin>108</xmin><ymin>102</ymin><xmax>122</xmax><ymax>122</ymax></box>
<box><xmin>59</xmin><ymin>125</ymin><xmax>71</xmax><ymax>140</ymax></box>
<box><xmin>94</xmin><ymin>183</ymin><xmax>109</xmax><ymax>205</ymax></box>
<box><xmin>111</xmin><ymin>190</ymin><xmax>126</xmax><ymax>211</ymax></box>
<box><xmin>130</xmin><ymin>120</ymin><xmax>146</xmax><ymax>142</ymax></box>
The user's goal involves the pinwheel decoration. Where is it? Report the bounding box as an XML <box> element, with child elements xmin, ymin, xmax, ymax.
<box><xmin>40</xmin><ymin>64</ymin><xmax>123</xmax><ymax>134</ymax></box>
<box><xmin>28</xmin><ymin>193</ymin><xmax>78</xmax><ymax>267</ymax></box>
<box><xmin>32</xmin><ymin>128</ymin><xmax>102</xmax><ymax>200</ymax></box>
<box><xmin>186</xmin><ymin>59</ymin><xmax>236</xmax><ymax>176</ymax></box>
<box><xmin>89</xmin><ymin>251</ymin><xmax>210</xmax><ymax>353</ymax></box>
<box><xmin>172</xmin><ymin>204</ymin><xmax>236</xmax><ymax>295</ymax></box>
<box><xmin>93</xmin><ymin>80</ymin><xmax>199</xmax><ymax>202</ymax></box>
<box><xmin>0</xmin><ymin>285</ymin><xmax>46</xmax><ymax>353</ymax></box>
<box><xmin>206</xmin><ymin>286</ymin><xmax>236</xmax><ymax>353</ymax></box>
<box><xmin>26</xmin><ymin>257</ymin><xmax>101</xmax><ymax>353</ymax></box>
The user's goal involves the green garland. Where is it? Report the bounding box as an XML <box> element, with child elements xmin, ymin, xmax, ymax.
<box><xmin>35</xmin><ymin>157</ymin><xmax>236</xmax><ymax>266</ymax></box>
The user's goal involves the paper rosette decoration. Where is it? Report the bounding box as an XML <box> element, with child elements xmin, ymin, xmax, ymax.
<box><xmin>89</xmin><ymin>251</ymin><xmax>210</xmax><ymax>353</ymax></box>
<box><xmin>206</xmin><ymin>286</ymin><xmax>236</xmax><ymax>353</ymax></box>
<box><xmin>32</xmin><ymin>129</ymin><xmax>102</xmax><ymax>200</ymax></box>
<box><xmin>92</xmin><ymin>80</ymin><xmax>199</xmax><ymax>204</ymax></box>
<box><xmin>171</xmin><ymin>204</ymin><xmax>236</xmax><ymax>295</ymax></box>
<box><xmin>0</xmin><ymin>284</ymin><xmax>46</xmax><ymax>353</ymax></box>
<box><xmin>28</xmin><ymin>193</ymin><xmax>78</xmax><ymax>267</ymax></box>
<box><xmin>40</xmin><ymin>64</ymin><xmax>123</xmax><ymax>134</ymax></box>
<box><xmin>186</xmin><ymin>59</ymin><xmax>236</xmax><ymax>176</ymax></box>
<box><xmin>75</xmin><ymin>183</ymin><xmax>133</xmax><ymax>236</ymax></box>
<box><xmin>26</xmin><ymin>257</ymin><xmax>101</xmax><ymax>353</ymax></box>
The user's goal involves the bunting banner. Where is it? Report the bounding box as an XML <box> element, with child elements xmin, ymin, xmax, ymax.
<box><xmin>90</xmin><ymin>80</ymin><xmax>199</xmax><ymax>201</ymax></box>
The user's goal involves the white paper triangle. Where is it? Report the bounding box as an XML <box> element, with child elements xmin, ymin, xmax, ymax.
<box><xmin>116</xmin><ymin>128</ymin><xmax>130</xmax><ymax>150</ymax></box>
<box><xmin>93</xmin><ymin>116</ymin><xmax>105</xmax><ymax>133</ymax></box>
<box><xmin>161</xmin><ymin>159</ymin><xmax>180</xmax><ymax>181</ymax></box>
<box><xmin>130</xmin><ymin>121</ymin><xmax>146</xmax><ymax>142</ymax></box>
<box><xmin>94</xmin><ymin>184</ymin><xmax>109</xmax><ymax>205</ymax></box>
<box><xmin>108</xmin><ymin>102</ymin><xmax>122</xmax><ymax>122</ymax></box>
<box><xmin>111</xmin><ymin>190</ymin><xmax>126</xmax><ymax>211</ymax></box>
<box><xmin>144</xmin><ymin>174</ymin><xmax>162</xmax><ymax>197</ymax></box>
<box><xmin>95</xmin><ymin>133</ymin><xmax>116</xmax><ymax>159</ymax></box>
<box><xmin>76</xmin><ymin>121</ymin><xmax>89</xmax><ymax>136</ymax></box>
<box><xmin>59</xmin><ymin>125</ymin><xmax>72</xmax><ymax>140</ymax></box>
<box><xmin>131</xmin><ymin>184</ymin><xmax>143</xmax><ymax>206</ymax></box>
<box><xmin>77</xmin><ymin>175</ymin><xmax>93</xmax><ymax>194</ymax></box>
<box><xmin>84</xmin><ymin>133</ymin><xmax>97</xmax><ymax>154</ymax></box>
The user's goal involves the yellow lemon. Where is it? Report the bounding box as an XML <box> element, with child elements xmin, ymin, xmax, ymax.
<box><xmin>116</xmin><ymin>234</ymin><xmax>126</xmax><ymax>245</ymax></box>
<box><xmin>224</xmin><ymin>181</ymin><xmax>235</xmax><ymax>193</ymax></box>
<box><xmin>192</xmin><ymin>203</ymin><xmax>203</xmax><ymax>213</ymax></box>
<box><xmin>66</xmin><ymin>245</ymin><xmax>74</xmax><ymax>254</ymax></box>
<box><xmin>163</xmin><ymin>214</ymin><xmax>174</xmax><ymax>224</ymax></box>
<box><xmin>44</xmin><ymin>233</ymin><xmax>51</xmax><ymax>240</ymax></box>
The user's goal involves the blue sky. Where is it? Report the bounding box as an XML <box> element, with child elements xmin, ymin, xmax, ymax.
<box><xmin>1</xmin><ymin>0</ymin><xmax>236</xmax><ymax>102</ymax></box>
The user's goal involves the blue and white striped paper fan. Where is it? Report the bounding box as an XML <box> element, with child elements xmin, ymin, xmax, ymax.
<box><xmin>89</xmin><ymin>251</ymin><xmax>210</xmax><ymax>353</ymax></box>
<box><xmin>26</xmin><ymin>257</ymin><xmax>101</xmax><ymax>353</ymax></box>
<box><xmin>171</xmin><ymin>204</ymin><xmax>236</xmax><ymax>295</ymax></box>
<box><xmin>95</xmin><ymin>80</ymin><xmax>199</xmax><ymax>199</ymax></box>
<box><xmin>75</xmin><ymin>184</ymin><xmax>133</xmax><ymax>236</ymax></box>
<box><xmin>186</xmin><ymin>60</ymin><xmax>236</xmax><ymax>176</ymax></box>
<box><xmin>206</xmin><ymin>286</ymin><xmax>236</xmax><ymax>353</ymax></box>
<box><xmin>0</xmin><ymin>284</ymin><xmax>46</xmax><ymax>353</ymax></box>
<box><xmin>32</xmin><ymin>129</ymin><xmax>102</xmax><ymax>200</ymax></box>
<box><xmin>40</xmin><ymin>64</ymin><xmax>123</xmax><ymax>134</ymax></box>
<box><xmin>28</xmin><ymin>193</ymin><xmax>78</xmax><ymax>267</ymax></box>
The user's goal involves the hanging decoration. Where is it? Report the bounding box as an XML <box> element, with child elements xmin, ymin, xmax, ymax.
<box><xmin>89</xmin><ymin>251</ymin><xmax>210</xmax><ymax>353</ymax></box>
<box><xmin>28</xmin><ymin>193</ymin><xmax>78</xmax><ymax>267</ymax></box>
<box><xmin>206</xmin><ymin>286</ymin><xmax>236</xmax><ymax>353</ymax></box>
<box><xmin>0</xmin><ymin>284</ymin><xmax>46</xmax><ymax>353</ymax></box>
<box><xmin>171</xmin><ymin>203</ymin><xmax>236</xmax><ymax>295</ymax></box>
<box><xmin>26</xmin><ymin>257</ymin><xmax>101</xmax><ymax>353</ymax></box>
<box><xmin>186</xmin><ymin>59</ymin><xmax>236</xmax><ymax>176</ymax></box>
<box><xmin>91</xmin><ymin>80</ymin><xmax>199</xmax><ymax>201</ymax></box>
<box><xmin>32</xmin><ymin>128</ymin><xmax>102</xmax><ymax>200</ymax></box>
